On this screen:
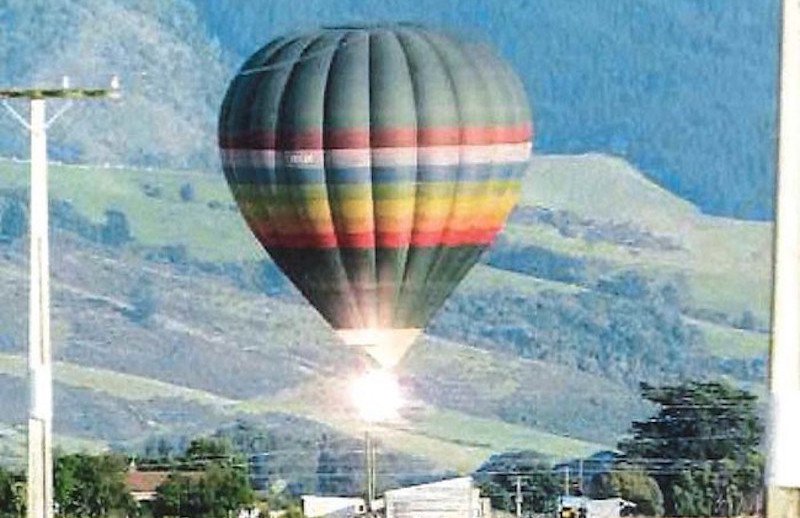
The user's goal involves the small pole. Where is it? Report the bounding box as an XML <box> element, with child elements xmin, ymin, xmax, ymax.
<box><xmin>564</xmin><ymin>466</ymin><xmax>570</xmax><ymax>496</ymax></box>
<box><xmin>579</xmin><ymin>458</ymin><xmax>584</xmax><ymax>494</ymax></box>
<box><xmin>364</xmin><ymin>430</ymin><xmax>374</xmax><ymax>512</ymax></box>
<box><xmin>370</xmin><ymin>432</ymin><xmax>377</xmax><ymax>506</ymax></box>
<box><xmin>515</xmin><ymin>476</ymin><xmax>522</xmax><ymax>518</ymax></box>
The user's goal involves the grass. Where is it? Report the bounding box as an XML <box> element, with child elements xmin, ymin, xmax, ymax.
<box><xmin>520</xmin><ymin>154</ymin><xmax>698</xmax><ymax>232</ymax></box>
<box><xmin>0</xmin><ymin>352</ymin><xmax>235</xmax><ymax>407</ymax></box>
<box><xmin>519</xmin><ymin>154</ymin><xmax>772</xmax><ymax>320</ymax></box>
<box><xmin>0</xmin><ymin>159</ymin><xmax>260</xmax><ymax>262</ymax></box>
<box><xmin>0</xmin><ymin>424</ymin><xmax>108</xmax><ymax>468</ymax></box>
<box><xmin>411</xmin><ymin>409</ymin><xmax>605</xmax><ymax>460</ymax></box>
<box><xmin>0</xmin><ymin>351</ymin><xmax>604</xmax><ymax>472</ymax></box>
<box><xmin>687</xmin><ymin>318</ymin><xmax>769</xmax><ymax>359</ymax></box>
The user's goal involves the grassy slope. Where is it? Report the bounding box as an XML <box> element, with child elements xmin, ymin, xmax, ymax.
<box><xmin>518</xmin><ymin>154</ymin><xmax>773</xmax><ymax>325</ymax></box>
<box><xmin>0</xmin><ymin>155</ymin><xmax>772</xmax><ymax>329</ymax></box>
<box><xmin>0</xmin><ymin>351</ymin><xmax>599</xmax><ymax>472</ymax></box>
<box><xmin>0</xmin><ymin>153</ymin><xmax>770</xmax><ymax>471</ymax></box>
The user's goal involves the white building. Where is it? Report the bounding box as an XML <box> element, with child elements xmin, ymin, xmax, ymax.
<box><xmin>302</xmin><ymin>477</ymin><xmax>491</xmax><ymax>518</ymax></box>
<box><xmin>302</xmin><ymin>496</ymin><xmax>368</xmax><ymax>518</ymax></box>
<box><xmin>384</xmin><ymin>477</ymin><xmax>486</xmax><ymax>518</ymax></box>
<box><xmin>559</xmin><ymin>496</ymin><xmax>636</xmax><ymax>518</ymax></box>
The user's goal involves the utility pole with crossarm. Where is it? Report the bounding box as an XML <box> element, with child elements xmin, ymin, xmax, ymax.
<box><xmin>0</xmin><ymin>76</ymin><xmax>120</xmax><ymax>518</ymax></box>
<box><xmin>768</xmin><ymin>1</ymin><xmax>800</xmax><ymax>517</ymax></box>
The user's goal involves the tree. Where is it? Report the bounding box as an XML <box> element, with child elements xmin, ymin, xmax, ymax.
<box><xmin>589</xmin><ymin>469</ymin><xmax>664</xmax><ymax>516</ymax></box>
<box><xmin>54</xmin><ymin>453</ymin><xmax>136</xmax><ymax>518</ymax></box>
<box><xmin>179</xmin><ymin>182</ymin><xmax>195</xmax><ymax>202</ymax></box>
<box><xmin>151</xmin><ymin>473</ymin><xmax>193</xmax><ymax>518</ymax></box>
<box><xmin>100</xmin><ymin>209</ymin><xmax>131</xmax><ymax>247</ymax></box>
<box><xmin>152</xmin><ymin>462</ymin><xmax>254</xmax><ymax>518</ymax></box>
<box><xmin>0</xmin><ymin>465</ymin><xmax>26</xmax><ymax>516</ymax></box>
<box><xmin>0</xmin><ymin>198</ymin><xmax>27</xmax><ymax>241</ymax></box>
<box><xmin>619</xmin><ymin>381</ymin><xmax>763</xmax><ymax>516</ymax></box>
<box><xmin>127</xmin><ymin>277</ymin><xmax>157</xmax><ymax>323</ymax></box>
<box><xmin>185</xmin><ymin>437</ymin><xmax>234</xmax><ymax>461</ymax></box>
<box><xmin>474</xmin><ymin>451</ymin><xmax>562</xmax><ymax>513</ymax></box>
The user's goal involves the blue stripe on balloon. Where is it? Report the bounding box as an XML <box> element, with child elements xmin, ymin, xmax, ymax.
<box><xmin>228</xmin><ymin>162</ymin><xmax>524</xmax><ymax>184</ymax></box>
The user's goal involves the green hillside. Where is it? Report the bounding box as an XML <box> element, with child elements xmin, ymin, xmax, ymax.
<box><xmin>0</xmin><ymin>153</ymin><xmax>771</xmax><ymax>476</ymax></box>
<box><xmin>0</xmin><ymin>154</ymin><xmax>772</xmax><ymax>326</ymax></box>
<box><xmin>515</xmin><ymin>154</ymin><xmax>772</xmax><ymax>323</ymax></box>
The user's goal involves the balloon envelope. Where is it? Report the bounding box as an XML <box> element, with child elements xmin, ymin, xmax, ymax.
<box><xmin>219</xmin><ymin>24</ymin><xmax>532</xmax><ymax>366</ymax></box>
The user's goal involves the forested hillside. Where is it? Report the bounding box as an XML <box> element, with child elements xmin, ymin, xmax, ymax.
<box><xmin>0</xmin><ymin>0</ymin><xmax>779</xmax><ymax>217</ymax></box>
<box><xmin>0</xmin><ymin>0</ymin><xmax>228</xmax><ymax>168</ymax></box>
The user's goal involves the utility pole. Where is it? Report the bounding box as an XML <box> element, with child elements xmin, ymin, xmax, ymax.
<box><xmin>578</xmin><ymin>459</ymin><xmax>584</xmax><ymax>494</ymax></box>
<box><xmin>564</xmin><ymin>466</ymin><xmax>570</xmax><ymax>496</ymax></box>
<box><xmin>364</xmin><ymin>430</ymin><xmax>376</xmax><ymax>513</ymax></box>
<box><xmin>768</xmin><ymin>1</ymin><xmax>800</xmax><ymax>518</ymax></box>
<box><xmin>0</xmin><ymin>76</ymin><xmax>120</xmax><ymax>518</ymax></box>
<box><xmin>515</xmin><ymin>476</ymin><xmax>522</xmax><ymax>518</ymax></box>
<box><xmin>769</xmin><ymin>1</ymin><xmax>800</xmax><ymax>517</ymax></box>
<box><xmin>768</xmin><ymin>1</ymin><xmax>800</xmax><ymax>517</ymax></box>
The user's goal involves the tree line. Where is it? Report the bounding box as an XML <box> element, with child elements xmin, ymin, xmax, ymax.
<box><xmin>475</xmin><ymin>380</ymin><xmax>764</xmax><ymax>517</ymax></box>
<box><xmin>0</xmin><ymin>436</ymin><xmax>297</xmax><ymax>518</ymax></box>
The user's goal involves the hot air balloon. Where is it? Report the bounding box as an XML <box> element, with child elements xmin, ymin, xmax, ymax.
<box><xmin>218</xmin><ymin>24</ymin><xmax>532</xmax><ymax>368</ymax></box>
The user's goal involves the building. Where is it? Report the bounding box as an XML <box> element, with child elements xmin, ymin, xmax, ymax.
<box><xmin>384</xmin><ymin>477</ymin><xmax>486</xmax><ymax>518</ymax></box>
<box><xmin>302</xmin><ymin>496</ymin><xmax>368</xmax><ymax>518</ymax></box>
<box><xmin>125</xmin><ymin>470</ymin><xmax>172</xmax><ymax>503</ymax></box>
<box><xmin>302</xmin><ymin>477</ymin><xmax>491</xmax><ymax>518</ymax></box>
<box><xmin>559</xmin><ymin>495</ymin><xmax>636</xmax><ymax>518</ymax></box>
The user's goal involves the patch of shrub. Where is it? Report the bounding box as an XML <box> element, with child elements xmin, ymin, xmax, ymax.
<box><xmin>179</xmin><ymin>182</ymin><xmax>195</xmax><ymax>202</ymax></box>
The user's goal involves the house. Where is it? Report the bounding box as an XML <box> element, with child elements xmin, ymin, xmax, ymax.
<box><xmin>124</xmin><ymin>467</ymin><xmax>204</xmax><ymax>503</ymax></box>
<box><xmin>125</xmin><ymin>470</ymin><xmax>172</xmax><ymax>503</ymax></box>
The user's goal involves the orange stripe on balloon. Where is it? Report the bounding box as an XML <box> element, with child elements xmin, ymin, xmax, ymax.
<box><xmin>249</xmin><ymin>227</ymin><xmax>503</xmax><ymax>249</ymax></box>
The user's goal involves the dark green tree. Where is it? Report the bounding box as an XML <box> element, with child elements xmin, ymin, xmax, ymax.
<box><xmin>474</xmin><ymin>451</ymin><xmax>562</xmax><ymax>513</ymax></box>
<box><xmin>54</xmin><ymin>453</ymin><xmax>136</xmax><ymax>518</ymax></box>
<box><xmin>0</xmin><ymin>198</ymin><xmax>26</xmax><ymax>241</ymax></box>
<box><xmin>127</xmin><ymin>277</ymin><xmax>157</xmax><ymax>323</ymax></box>
<box><xmin>152</xmin><ymin>462</ymin><xmax>254</xmax><ymax>518</ymax></box>
<box><xmin>619</xmin><ymin>381</ymin><xmax>763</xmax><ymax>516</ymax></box>
<box><xmin>0</xmin><ymin>465</ymin><xmax>25</xmax><ymax>517</ymax></box>
<box><xmin>100</xmin><ymin>209</ymin><xmax>131</xmax><ymax>247</ymax></box>
<box><xmin>589</xmin><ymin>468</ymin><xmax>664</xmax><ymax>516</ymax></box>
<box><xmin>151</xmin><ymin>473</ymin><xmax>194</xmax><ymax>518</ymax></box>
<box><xmin>179</xmin><ymin>182</ymin><xmax>195</xmax><ymax>202</ymax></box>
<box><xmin>185</xmin><ymin>437</ymin><xmax>234</xmax><ymax>461</ymax></box>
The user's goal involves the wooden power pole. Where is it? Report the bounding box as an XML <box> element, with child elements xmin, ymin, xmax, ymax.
<box><xmin>0</xmin><ymin>77</ymin><xmax>119</xmax><ymax>518</ymax></box>
<box><xmin>768</xmin><ymin>1</ymin><xmax>800</xmax><ymax>517</ymax></box>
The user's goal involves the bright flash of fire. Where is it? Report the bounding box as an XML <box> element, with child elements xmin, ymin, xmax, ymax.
<box><xmin>349</xmin><ymin>369</ymin><xmax>404</xmax><ymax>423</ymax></box>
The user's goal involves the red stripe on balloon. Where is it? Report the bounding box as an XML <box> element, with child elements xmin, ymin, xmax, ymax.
<box><xmin>219</xmin><ymin>124</ymin><xmax>532</xmax><ymax>150</ymax></box>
